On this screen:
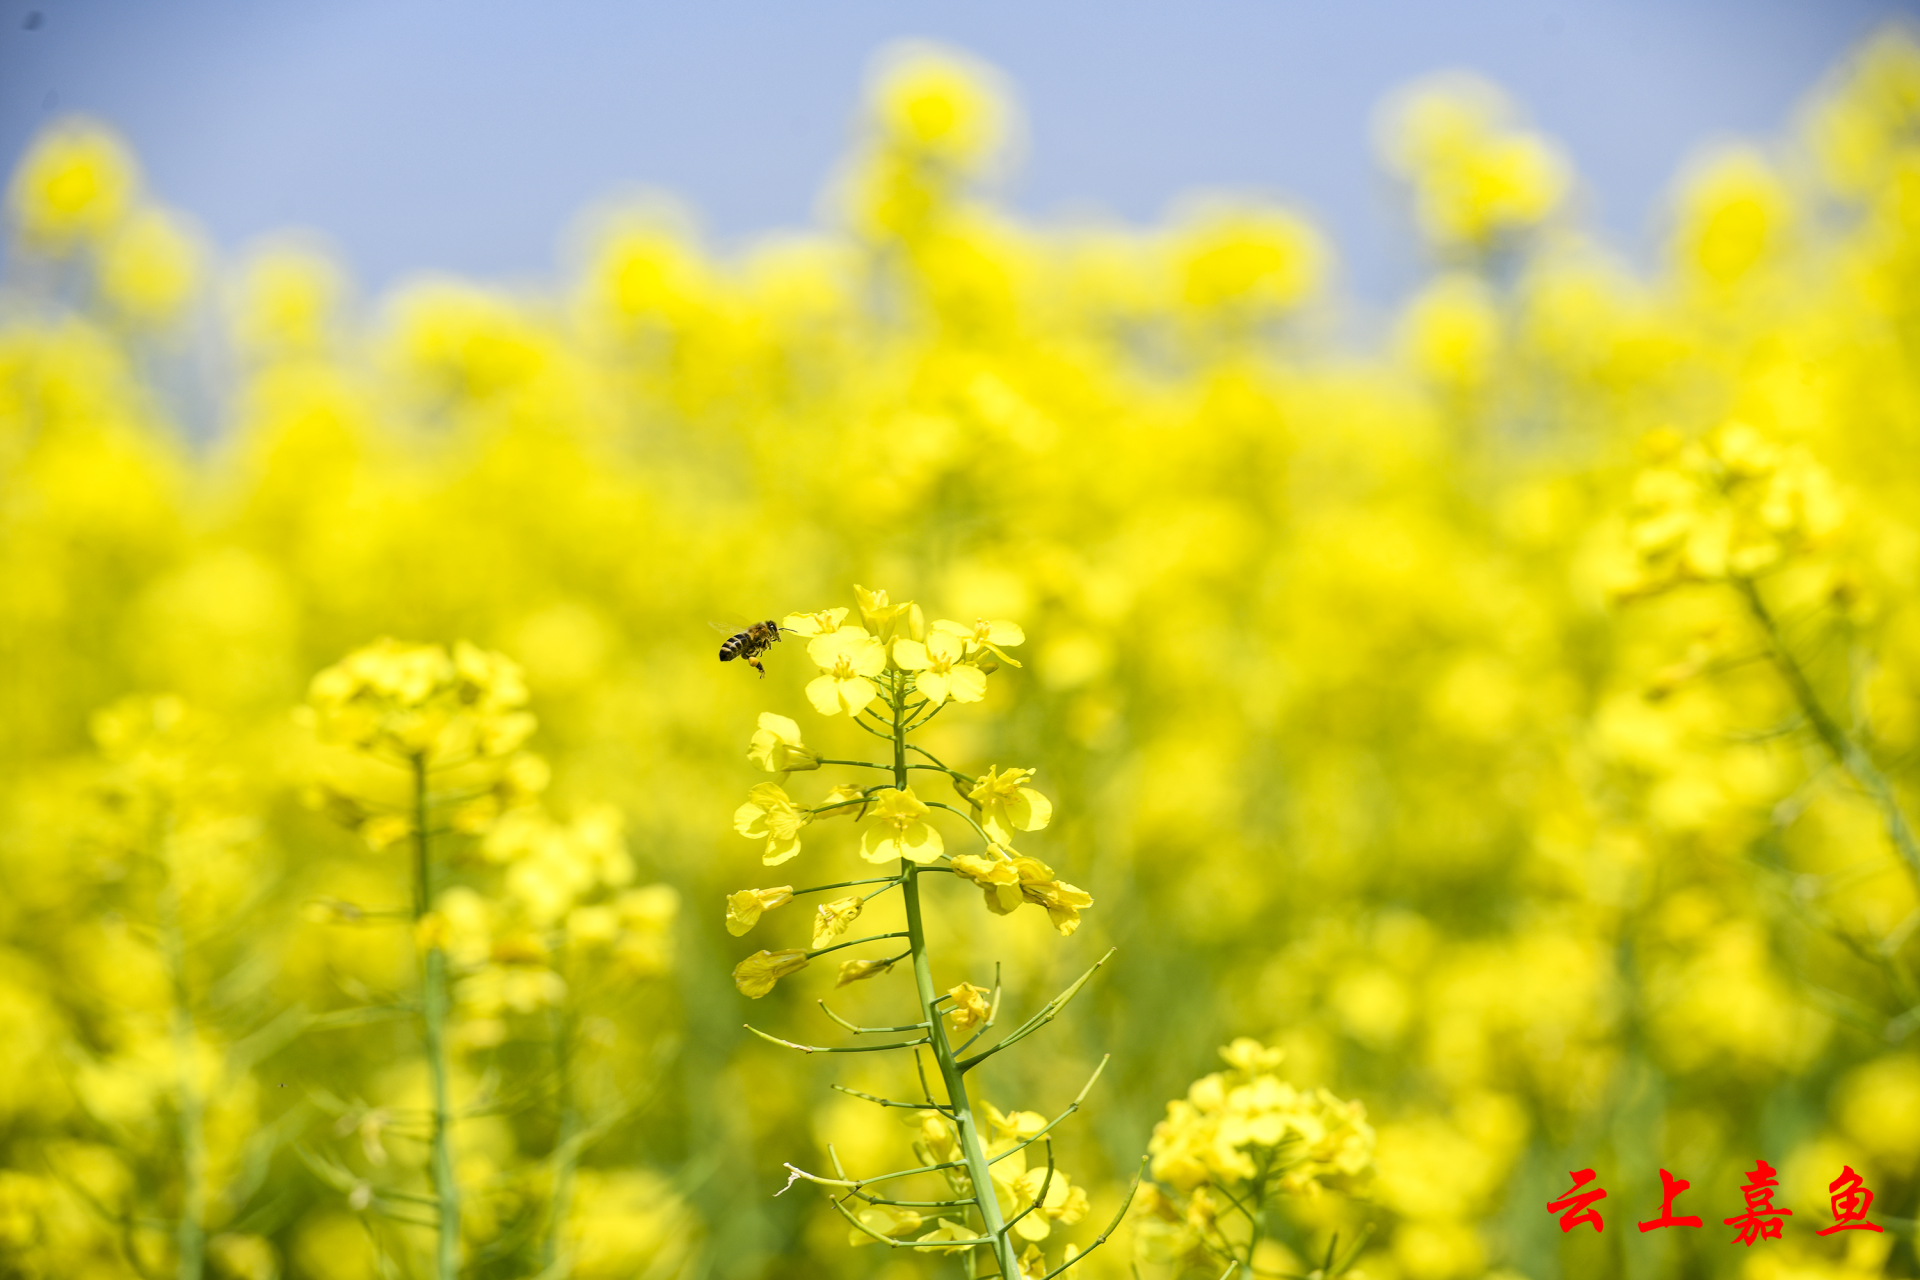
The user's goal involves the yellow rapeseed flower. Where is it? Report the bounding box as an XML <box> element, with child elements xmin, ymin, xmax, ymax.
<box><xmin>914</xmin><ymin>1219</ymin><xmax>979</xmax><ymax>1254</ymax></box>
<box><xmin>811</xmin><ymin>894</ymin><xmax>865</xmax><ymax>948</ymax></box>
<box><xmin>853</xmin><ymin>584</ymin><xmax>926</xmax><ymax>645</ymax></box>
<box><xmin>848</xmin><ymin>1203</ymin><xmax>924</xmax><ymax>1245</ymax></box>
<box><xmin>97</xmin><ymin>207</ymin><xmax>202</xmax><ymax>326</ymax></box>
<box><xmin>946</xmin><ymin>981</ymin><xmax>991</xmax><ymax>1031</ymax></box>
<box><xmin>733</xmin><ymin>783</ymin><xmax>810</xmax><ymax>865</ymax></box>
<box><xmin>969</xmin><ymin>766</ymin><xmax>1052</xmax><ymax>842</ymax></box>
<box><xmin>951</xmin><ymin>850</ymin><xmax>1024</xmax><ymax>913</ymax></box>
<box><xmin>892</xmin><ymin>631</ymin><xmax>987</xmax><ymax>705</ymax></box>
<box><xmin>746</xmin><ymin>712</ymin><xmax>820</xmax><ymax>776</ymax></box>
<box><xmin>859</xmin><ymin>787</ymin><xmax>944</xmax><ymax>864</ymax></box>
<box><xmin>732</xmin><ymin>948</ymin><xmax>809</xmax><ymax>998</ymax></box>
<box><xmin>725</xmin><ymin>886</ymin><xmax>794</xmax><ymax>936</ymax></box>
<box><xmin>301</xmin><ymin>638</ymin><xmax>535</xmax><ymax>766</ymax></box>
<box><xmin>835</xmin><ymin>957</ymin><xmax>898</xmax><ymax>987</ymax></box>
<box><xmin>781</xmin><ymin>607</ymin><xmax>850</xmax><ymax>638</ymax></box>
<box><xmin>805</xmin><ymin>628</ymin><xmax>887</xmax><ymax>716</ymax></box>
<box><xmin>933</xmin><ymin>616</ymin><xmax>1025</xmax><ymax>667</ymax></box>
<box><xmin>869</xmin><ymin>45</ymin><xmax>1007</xmax><ymax>169</ymax></box>
<box><xmin>8</xmin><ymin>118</ymin><xmax>137</xmax><ymax>249</ymax></box>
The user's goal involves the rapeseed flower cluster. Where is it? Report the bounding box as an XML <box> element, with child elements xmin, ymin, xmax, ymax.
<box><xmin>4</xmin><ymin>26</ymin><xmax>1920</xmax><ymax>1280</ymax></box>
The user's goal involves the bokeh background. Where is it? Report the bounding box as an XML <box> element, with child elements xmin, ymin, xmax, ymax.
<box><xmin>8</xmin><ymin>2</ymin><xmax>1920</xmax><ymax>1278</ymax></box>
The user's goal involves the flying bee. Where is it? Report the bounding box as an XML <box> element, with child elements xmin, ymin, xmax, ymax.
<box><xmin>713</xmin><ymin>619</ymin><xmax>788</xmax><ymax>677</ymax></box>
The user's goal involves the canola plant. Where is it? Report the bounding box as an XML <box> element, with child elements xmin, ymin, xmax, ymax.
<box><xmin>5</xmin><ymin>28</ymin><xmax>1920</xmax><ymax>1280</ymax></box>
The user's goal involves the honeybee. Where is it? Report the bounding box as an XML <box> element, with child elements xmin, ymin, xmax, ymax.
<box><xmin>713</xmin><ymin>619</ymin><xmax>787</xmax><ymax>677</ymax></box>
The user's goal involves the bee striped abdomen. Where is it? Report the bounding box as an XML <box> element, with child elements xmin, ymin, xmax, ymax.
<box><xmin>718</xmin><ymin>620</ymin><xmax>783</xmax><ymax>675</ymax></box>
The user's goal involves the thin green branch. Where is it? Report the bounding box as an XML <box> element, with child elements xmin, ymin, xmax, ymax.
<box><xmin>744</xmin><ymin>1024</ymin><xmax>930</xmax><ymax>1054</ymax></box>
<box><xmin>826</xmin><ymin>1192</ymin><xmax>992</xmax><ymax>1249</ymax></box>
<box><xmin>925</xmin><ymin>800</ymin><xmax>995</xmax><ymax>845</ymax></box>
<box><xmin>1034</xmin><ymin>1158</ymin><xmax>1147</xmax><ymax>1280</ymax></box>
<box><xmin>154</xmin><ymin>810</ymin><xmax>205</xmax><ymax>1280</ymax></box>
<box><xmin>410</xmin><ymin>756</ymin><xmax>461</xmax><ymax>1280</ymax></box>
<box><xmin>1738</xmin><ymin>577</ymin><xmax>1920</xmax><ymax>893</ymax></box>
<box><xmin>780</xmin><ymin>1156</ymin><xmax>966</xmax><ymax>1192</ymax></box>
<box><xmin>790</xmin><ymin>875</ymin><xmax>902</xmax><ymax>897</ymax></box>
<box><xmin>818</xmin><ymin>1000</ymin><xmax>931</xmax><ymax>1035</ymax></box>
<box><xmin>987</xmin><ymin>1056</ymin><xmax>1110</xmax><ymax>1166</ymax></box>
<box><xmin>959</xmin><ymin>951</ymin><xmax>1115</xmax><ymax>1073</ymax></box>
<box><xmin>954</xmin><ymin>963</ymin><xmax>1004</xmax><ymax>1058</ymax></box>
<box><xmin>831</xmin><ymin>1082</ymin><xmax>953</xmax><ymax>1112</ymax></box>
<box><xmin>806</xmin><ymin>930</ymin><xmax>910</xmax><ymax>960</ymax></box>
<box><xmin>890</xmin><ymin>673</ymin><xmax>1020</xmax><ymax>1278</ymax></box>
<box><xmin>998</xmin><ymin>1141</ymin><xmax>1055</xmax><ymax>1237</ymax></box>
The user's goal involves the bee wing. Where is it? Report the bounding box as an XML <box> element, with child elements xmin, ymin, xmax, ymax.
<box><xmin>709</xmin><ymin>619</ymin><xmax>751</xmax><ymax>635</ymax></box>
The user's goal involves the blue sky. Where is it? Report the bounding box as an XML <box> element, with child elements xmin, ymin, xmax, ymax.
<box><xmin>2</xmin><ymin>0</ymin><xmax>1915</xmax><ymax>301</ymax></box>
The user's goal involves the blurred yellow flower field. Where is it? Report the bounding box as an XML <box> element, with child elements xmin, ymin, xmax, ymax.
<box><xmin>6</xmin><ymin>26</ymin><xmax>1920</xmax><ymax>1280</ymax></box>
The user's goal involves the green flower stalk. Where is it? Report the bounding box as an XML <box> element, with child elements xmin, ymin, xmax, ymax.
<box><xmin>725</xmin><ymin>589</ymin><xmax>1135</xmax><ymax>1279</ymax></box>
<box><xmin>302</xmin><ymin>639</ymin><xmax>540</xmax><ymax>1280</ymax></box>
<box><xmin>1616</xmin><ymin>423</ymin><xmax>1920</xmax><ymax>1010</ymax></box>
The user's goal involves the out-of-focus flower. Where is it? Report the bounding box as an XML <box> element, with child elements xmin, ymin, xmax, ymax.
<box><xmin>1378</xmin><ymin>74</ymin><xmax>1569</xmax><ymax>251</ymax></box>
<box><xmin>869</xmin><ymin>44</ymin><xmax>1010</xmax><ymax>171</ymax></box>
<box><xmin>97</xmin><ymin>207</ymin><xmax>202</xmax><ymax>327</ymax></box>
<box><xmin>8</xmin><ymin>118</ymin><xmax>137</xmax><ymax>249</ymax></box>
<box><xmin>301</xmin><ymin>639</ymin><xmax>534</xmax><ymax>766</ymax></box>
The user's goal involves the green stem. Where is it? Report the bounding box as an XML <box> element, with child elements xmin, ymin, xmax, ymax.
<box><xmin>411</xmin><ymin>757</ymin><xmax>461</xmax><ymax>1280</ymax></box>
<box><xmin>890</xmin><ymin>680</ymin><xmax>1020</xmax><ymax>1278</ymax></box>
<box><xmin>155</xmin><ymin>812</ymin><xmax>204</xmax><ymax>1280</ymax></box>
<box><xmin>542</xmin><ymin>943</ymin><xmax>578</xmax><ymax>1279</ymax></box>
<box><xmin>1738</xmin><ymin>578</ymin><xmax>1920</xmax><ymax>894</ymax></box>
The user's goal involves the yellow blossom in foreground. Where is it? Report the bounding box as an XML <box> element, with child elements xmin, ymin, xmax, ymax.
<box><xmin>733</xmin><ymin>783</ymin><xmax>810</xmax><ymax>865</ymax></box>
<box><xmin>947</xmin><ymin>981</ymin><xmax>992</xmax><ymax>1031</ymax></box>
<box><xmin>732</xmin><ymin>949</ymin><xmax>809</xmax><ymax>999</ymax></box>
<box><xmin>893</xmin><ymin>631</ymin><xmax>987</xmax><ymax>705</ymax></box>
<box><xmin>746</xmin><ymin>712</ymin><xmax>820</xmax><ymax>775</ymax></box>
<box><xmin>781</xmin><ymin>607</ymin><xmax>850</xmax><ymax>637</ymax></box>
<box><xmin>969</xmin><ymin>766</ymin><xmax>1052</xmax><ymax>842</ymax></box>
<box><xmin>805</xmin><ymin>627</ymin><xmax>887</xmax><ymax>715</ymax></box>
<box><xmin>725</xmin><ymin>886</ymin><xmax>794</xmax><ymax>936</ymax></box>
<box><xmin>950</xmin><ymin>847</ymin><xmax>1092</xmax><ymax>933</ymax></box>
<box><xmin>811</xmin><ymin>894</ymin><xmax>865</xmax><ymax>949</ymax></box>
<box><xmin>933</xmin><ymin>616</ymin><xmax>1025</xmax><ymax>666</ymax></box>
<box><xmin>854</xmin><ymin>584</ymin><xmax>926</xmax><ymax>644</ymax></box>
<box><xmin>859</xmin><ymin>787</ymin><xmax>944</xmax><ymax>864</ymax></box>
<box><xmin>835</xmin><ymin>957</ymin><xmax>898</xmax><ymax>987</ymax></box>
<box><xmin>951</xmin><ymin>851</ymin><xmax>1023</xmax><ymax>912</ymax></box>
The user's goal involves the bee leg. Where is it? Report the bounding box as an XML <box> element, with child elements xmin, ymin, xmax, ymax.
<box><xmin>750</xmin><ymin>657</ymin><xmax>766</xmax><ymax>678</ymax></box>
